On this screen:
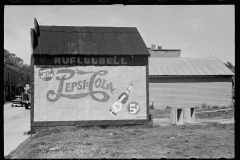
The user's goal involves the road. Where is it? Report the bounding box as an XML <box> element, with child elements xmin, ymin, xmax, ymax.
<box><xmin>4</xmin><ymin>102</ymin><xmax>30</xmax><ymax>156</ymax></box>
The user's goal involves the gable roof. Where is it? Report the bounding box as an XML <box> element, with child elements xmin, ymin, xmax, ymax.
<box><xmin>149</xmin><ymin>57</ymin><xmax>234</xmax><ymax>76</ymax></box>
<box><xmin>32</xmin><ymin>20</ymin><xmax>149</xmax><ymax>56</ymax></box>
<box><xmin>4</xmin><ymin>63</ymin><xmax>19</xmax><ymax>72</ymax></box>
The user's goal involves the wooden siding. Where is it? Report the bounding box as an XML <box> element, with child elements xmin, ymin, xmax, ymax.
<box><xmin>149</xmin><ymin>77</ymin><xmax>233</xmax><ymax>110</ymax></box>
<box><xmin>148</xmin><ymin>49</ymin><xmax>181</xmax><ymax>58</ymax></box>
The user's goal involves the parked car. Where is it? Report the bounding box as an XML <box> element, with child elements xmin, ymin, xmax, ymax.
<box><xmin>11</xmin><ymin>95</ymin><xmax>23</xmax><ymax>107</ymax></box>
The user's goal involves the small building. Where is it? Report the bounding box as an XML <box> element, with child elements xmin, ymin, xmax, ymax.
<box><xmin>148</xmin><ymin>44</ymin><xmax>181</xmax><ymax>58</ymax></box>
<box><xmin>149</xmin><ymin>57</ymin><xmax>234</xmax><ymax>110</ymax></box>
<box><xmin>30</xmin><ymin>19</ymin><xmax>150</xmax><ymax>131</ymax></box>
<box><xmin>4</xmin><ymin>62</ymin><xmax>20</xmax><ymax>101</ymax></box>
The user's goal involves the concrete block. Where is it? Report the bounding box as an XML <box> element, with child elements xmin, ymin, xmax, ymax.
<box><xmin>170</xmin><ymin>108</ymin><xmax>184</xmax><ymax>125</ymax></box>
<box><xmin>183</xmin><ymin>107</ymin><xmax>195</xmax><ymax>124</ymax></box>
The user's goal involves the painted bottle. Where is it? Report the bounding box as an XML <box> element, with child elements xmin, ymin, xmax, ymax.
<box><xmin>110</xmin><ymin>83</ymin><xmax>134</xmax><ymax>115</ymax></box>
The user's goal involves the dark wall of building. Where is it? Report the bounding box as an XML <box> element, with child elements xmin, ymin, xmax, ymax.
<box><xmin>4</xmin><ymin>64</ymin><xmax>20</xmax><ymax>101</ymax></box>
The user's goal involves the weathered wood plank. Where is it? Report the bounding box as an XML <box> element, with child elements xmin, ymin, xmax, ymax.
<box><xmin>149</xmin><ymin>77</ymin><xmax>233</xmax><ymax>110</ymax></box>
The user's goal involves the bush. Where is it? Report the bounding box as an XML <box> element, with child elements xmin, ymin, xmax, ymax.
<box><xmin>212</xmin><ymin>106</ymin><xmax>219</xmax><ymax>109</ymax></box>
<box><xmin>201</xmin><ymin>103</ymin><xmax>207</xmax><ymax>109</ymax></box>
<box><xmin>195</xmin><ymin>105</ymin><xmax>201</xmax><ymax>109</ymax></box>
<box><xmin>220</xmin><ymin>106</ymin><xmax>226</xmax><ymax>109</ymax></box>
<box><xmin>149</xmin><ymin>103</ymin><xmax>154</xmax><ymax>110</ymax></box>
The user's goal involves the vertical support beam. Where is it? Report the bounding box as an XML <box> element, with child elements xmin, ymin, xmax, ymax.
<box><xmin>30</xmin><ymin>28</ymin><xmax>35</xmax><ymax>136</ymax></box>
<box><xmin>146</xmin><ymin>57</ymin><xmax>150</xmax><ymax>121</ymax></box>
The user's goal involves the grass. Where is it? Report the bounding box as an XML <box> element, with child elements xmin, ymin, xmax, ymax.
<box><xmin>7</xmin><ymin>108</ymin><xmax>234</xmax><ymax>159</ymax></box>
<box><xmin>7</xmin><ymin>123</ymin><xmax>234</xmax><ymax>159</ymax></box>
<box><xmin>195</xmin><ymin>109</ymin><xmax>234</xmax><ymax>119</ymax></box>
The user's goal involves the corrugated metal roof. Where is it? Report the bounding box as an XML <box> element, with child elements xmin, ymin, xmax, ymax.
<box><xmin>149</xmin><ymin>57</ymin><xmax>234</xmax><ymax>76</ymax></box>
<box><xmin>32</xmin><ymin>23</ymin><xmax>150</xmax><ymax>56</ymax></box>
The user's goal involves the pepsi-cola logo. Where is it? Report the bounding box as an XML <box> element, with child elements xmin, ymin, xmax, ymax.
<box><xmin>39</xmin><ymin>67</ymin><xmax>54</xmax><ymax>81</ymax></box>
<box><xmin>46</xmin><ymin>69</ymin><xmax>115</xmax><ymax>103</ymax></box>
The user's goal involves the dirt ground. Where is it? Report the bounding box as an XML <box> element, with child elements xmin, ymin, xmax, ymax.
<box><xmin>6</xmin><ymin>108</ymin><xmax>234</xmax><ymax>159</ymax></box>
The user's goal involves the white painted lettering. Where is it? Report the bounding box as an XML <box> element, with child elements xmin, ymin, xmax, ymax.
<box><xmin>62</xmin><ymin>57</ymin><xmax>69</xmax><ymax>64</ymax></box>
<box><xmin>113</xmin><ymin>58</ymin><xmax>119</xmax><ymax>64</ymax></box>
<box><xmin>99</xmin><ymin>58</ymin><xmax>105</xmax><ymax>64</ymax></box>
<box><xmin>121</xmin><ymin>58</ymin><xmax>127</xmax><ymax>64</ymax></box>
<box><xmin>84</xmin><ymin>57</ymin><xmax>91</xmax><ymax>64</ymax></box>
<box><xmin>54</xmin><ymin>57</ymin><xmax>61</xmax><ymax>64</ymax></box>
<box><xmin>70</xmin><ymin>57</ymin><xmax>76</xmax><ymax>64</ymax></box>
<box><xmin>107</xmin><ymin>58</ymin><xmax>113</xmax><ymax>64</ymax></box>
<box><xmin>77</xmin><ymin>58</ymin><xmax>83</xmax><ymax>64</ymax></box>
<box><xmin>92</xmin><ymin>58</ymin><xmax>98</xmax><ymax>64</ymax></box>
<box><xmin>53</xmin><ymin>56</ymin><xmax>128</xmax><ymax>65</ymax></box>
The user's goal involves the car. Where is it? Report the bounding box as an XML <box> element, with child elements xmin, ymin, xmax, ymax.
<box><xmin>22</xmin><ymin>100</ymin><xmax>30</xmax><ymax>109</ymax></box>
<box><xmin>11</xmin><ymin>95</ymin><xmax>23</xmax><ymax>107</ymax></box>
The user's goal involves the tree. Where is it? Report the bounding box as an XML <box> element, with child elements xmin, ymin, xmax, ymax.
<box><xmin>17</xmin><ymin>64</ymin><xmax>31</xmax><ymax>92</ymax></box>
<box><xmin>4</xmin><ymin>49</ymin><xmax>24</xmax><ymax>68</ymax></box>
<box><xmin>4</xmin><ymin>49</ymin><xmax>30</xmax><ymax>93</ymax></box>
<box><xmin>224</xmin><ymin>61</ymin><xmax>235</xmax><ymax>74</ymax></box>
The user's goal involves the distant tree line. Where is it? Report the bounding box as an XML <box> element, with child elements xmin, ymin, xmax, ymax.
<box><xmin>224</xmin><ymin>61</ymin><xmax>235</xmax><ymax>74</ymax></box>
<box><xmin>4</xmin><ymin>49</ymin><xmax>30</xmax><ymax>91</ymax></box>
<box><xmin>224</xmin><ymin>61</ymin><xmax>235</xmax><ymax>103</ymax></box>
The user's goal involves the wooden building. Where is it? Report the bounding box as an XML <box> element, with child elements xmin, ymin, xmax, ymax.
<box><xmin>149</xmin><ymin>57</ymin><xmax>234</xmax><ymax>110</ymax></box>
<box><xmin>4</xmin><ymin>62</ymin><xmax>20</xmax><ymax>101</ymax></box>
<box><xmin>30</xmin><ymin>19</ymin><xmax>150</xmax><ymax>132</ymax></box>
<box><xmin>148</xmin><ymin>44</ymin><xmax>181</xmax><ymax>58</ymax></box>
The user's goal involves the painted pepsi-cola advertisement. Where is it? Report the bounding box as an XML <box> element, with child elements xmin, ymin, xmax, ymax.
<box><xmin>34</xmin><ymin>66</ymin><xmax>147</xmax><ymax>122</ymax></box>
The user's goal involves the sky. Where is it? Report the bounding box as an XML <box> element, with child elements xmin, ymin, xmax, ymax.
<box><xmin>4</xmin><ymin>5</ymin><xmax>235</xmax><ymax>65</ymax></box>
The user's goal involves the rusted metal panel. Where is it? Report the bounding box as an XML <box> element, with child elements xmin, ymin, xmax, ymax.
<box><xmin>33</xmin><ymin>25</ymin><xmax>150</xmax><ymax>56</ymax></box>
<box><xmin>149</xmin><ymin>77</ymin><xmax>233</xmax><ymax>110</ymax></box>
<box><xmin>149</xmin><ymin>57</ymin><xmax>234</xmax><ymax>76</ymax></box>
